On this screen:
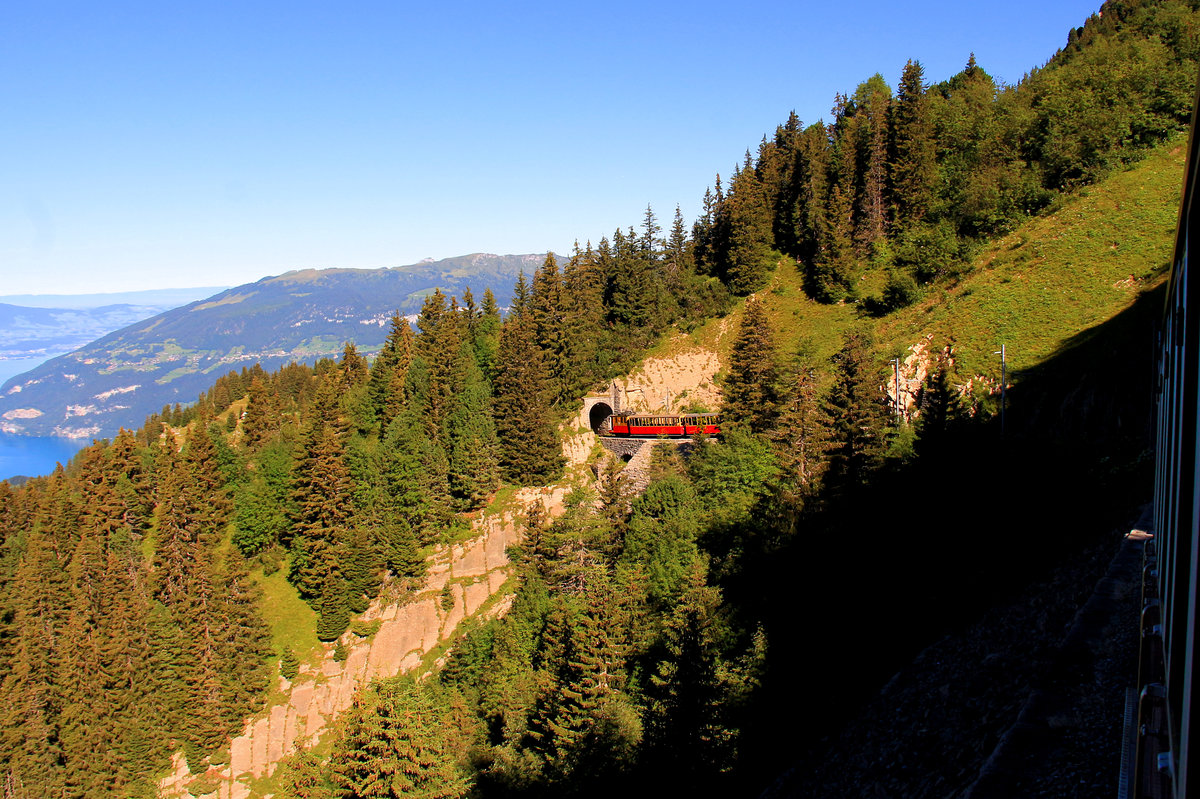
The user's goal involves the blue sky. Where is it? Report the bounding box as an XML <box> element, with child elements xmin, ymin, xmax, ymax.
<box><xmin>2</xmin><ymin>0</ymin><xmax>1101</xmax><ymax>296</ymax></box>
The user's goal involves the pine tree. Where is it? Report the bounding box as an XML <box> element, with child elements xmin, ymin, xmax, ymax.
<box><xmin>369</xmin><ymin>313</ymin><xmax>416</xmax><ymax>433</ymax></box>
<box><xmin>720</xmin><ymin>156</ymin><xmax>775</xmax><ymax>295</ymax></box>
<box><xmin>414</xmin><ymin>290</ymin><xmax>467</xmax><ymax>438</ymax></box>
<box><xmin>531</xmin><ymin>593</ymin><xmax>640</xmax><ymax>784</ymax></box>
<box><xmin>722</xmin><ymin>297</ymin><xmax>779</xmax><ymax>432</ymax></box>
<box><xmin>382</xmin><ymin>413</ymin><xmax>450</xmax><ymax>547</ymax></box>
<box><xmin>290</xmin><ymin>425</ymin><xmax>355</xmax><ymax>598</ymax></box>
<box><xmin>280</xmin><ymin>647</ymin><xmax>300</xmax><ymax>680</ymax></box>
<box><xmin>770</xmin><ymin>362</ymin><xmax>831</xmax><ymax>508</ymax></box>
<box><xmin>790</xmin><ymin>122</ymin><xmax>832</xmax><ymax>265</ymax></box>
<box><xmin>852</xmin><ymin>74</ymin><xmax>892</xmax><ymax>251</ymax></box>
<box><xmin>330</xmin><ymin>678</ymin><xmax>469</xmax><ymax>799</ymax></box>
<box><xmin>824</xmin><ymin>330</ymin><xmax>891</xmax><ymax>496</ymax></box>
<box><xmin>811</xmin><ymin>182</ymin><xmax>855</xmax><ymax>302</ymax></box>
<box><xmin>529</xmin><ymin>253</ymin><xmax>569</xmax><ymax>404</ymax></box>
<box><xmin>212</xmin><ymin>547</ymin><xmax>272</xmax><ymax>719</ymax></box>
<box><xmin>914</xmin><ymin>349</ymin><xmax>968</xmax><ymax>461</ymax></box>
<box><xmin>644</xmin><ymin>566</ymin><xmax>736</xmax><ymax>790</ymax></box>
<box><xmin>242</xmin><ymin>375</ymin><xmax>280</xmax><ymax>449</ymax></box>
<box><xmin>890</xmin><ymin>59</ymin><xmax>936</xmax><ymax>229</ymax></box>
<box><xmin>446</xmin><ymin>352</ymin><xmax>500</xmax><ymax>510</ymax></box>
<box><xmin>0</xmin><ymin>530</ymin><xmax>70</xmax><ymax>797</ymax></box>
<box><xmin>492</xmin><ymin>315</ymin><xmax>563</xmax><ymax>485</ymax></box>
<box><xmin>315</xmin><ymin>570</ymin><xmax>351</xmax><ymax>642</ymax></box>
<box><xmin>620</xmin><ymin>476</ymin><xmax>702</xmax><ymax>606</ymax></box>
<box><xmin>475</xmin><ymin>289</ymin><xmax>502</xmax><ymax>375</ymax></box>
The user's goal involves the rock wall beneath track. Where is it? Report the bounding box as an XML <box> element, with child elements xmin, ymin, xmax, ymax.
<box><xmin>158</xmin><ymin>486</ymin><xmax>570</xmax><ymax>799</ymax></box>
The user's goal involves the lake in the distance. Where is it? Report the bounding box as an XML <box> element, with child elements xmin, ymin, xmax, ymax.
<box><xmin>0</xmin><ymin>433</ymin><xmax>90</xmax><ymax>481</ymax></box>
<box><xmin>0</xmin><ymin>356</ymin><xmax>54</xmax><ymax>386</ymax></box>
<box><xmin>0</xmin><ymin>355</ymin><xmax>91</xmax><ymax>481</ymax></box>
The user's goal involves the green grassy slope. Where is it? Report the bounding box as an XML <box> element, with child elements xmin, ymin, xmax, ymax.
<box><xmin>877</xmin><ymin>138</ymin><xmax>1185</xmax><ymax>379</ymax></box>
<box><xmin>685</xmin><ymin>137</ymin><xmax>1185</xmax><ymax>388</ymax></box>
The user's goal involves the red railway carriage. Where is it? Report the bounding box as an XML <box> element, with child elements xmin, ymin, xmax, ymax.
<box><xmin>608</xmin><ymin>412</ymin><xmax>720</xmax><ymax>437</ymax></box>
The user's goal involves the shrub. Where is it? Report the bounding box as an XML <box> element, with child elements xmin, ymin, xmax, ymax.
<box><xmin>280</xmin><ymin>647</ymin><xmax>300</xmax><ymax>680</ymax></box>
<box><xmin>881</xmin><ymin>271</ymin><xmax>922</xmax><ymax>311</ymax></box>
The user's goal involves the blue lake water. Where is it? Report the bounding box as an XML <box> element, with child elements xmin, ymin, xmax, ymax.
<box><xmin>0</xmin><ymin>356</ymin><xmax>54</xmax><ymax>387</ymax></box>
<box><xmin>0</xmin><ymin>356</ymin><xmax>89</xmax><ymax>481</ymax></box>
<box><xmin>0</xmin><ymin>433</ymin><xmax>90</xmax><ymax>482</ymax></box>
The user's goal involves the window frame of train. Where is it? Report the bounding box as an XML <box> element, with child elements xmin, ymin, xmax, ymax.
<box><xmin>1141</xmin><ymin>78</ymin><xmax>1200</xmax><ymax>799</ymax></box>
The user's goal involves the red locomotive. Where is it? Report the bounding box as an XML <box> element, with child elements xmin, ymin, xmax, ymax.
<box><xmin>607</xmin><ymin>411</ymin><xmax>721</xmax><ymax>437</ymax></box>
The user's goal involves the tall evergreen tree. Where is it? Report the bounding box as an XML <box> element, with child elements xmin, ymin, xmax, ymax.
<box><xmin>810</xmin><ymin>181</ymin><xmax>856</xmax><ymax>302</ymax></box>
<box><xmin>824</xmin><ymin>330</ymin><xmax>891</xmax><ymax>495</ymax></box>
<box><xmin>492</xmin><ymin>315</ymin><xmax>563</xmax><ymax>485</ymax></box>
<box><xmin>290</xmin><ymin>425</ymin><xmax>355</xmax><ymax>599</ymax></box>
<box><xmin>770</xmin><ymin>362</ymin><xmax>831</xmax><ymax>509</ymax></box>
<box><xmin>643</xmin><ymin>567</ymin><xmax>736</xmax><ymax>791</ymax></box>
<box><xmin>852</xmin><ymin>74</ymin><xmax>893</xmax><ymax>251</ymax></box>
<box><xmin>890</xmin><ymin>59</ymin><xmax>937</xmax><ymax>229</ymax></box>
<box><xmin>720</xmin><ymin>156</ymin><xmax>776</xmax><ymax>295</ymax></box>
<box><xmin>446</xmin><ymin>353</ymin><xmax>501</xmax><ymax>510</ymax></box>
<box><xmin>722</xmin><ymin>298</ymin><xmax>780</xmax><ymax>432</ymax></box>
<box><xmin>330</xmin><ymin>678</ymin><xmax>470</xmax><ymax>799</ymax></box>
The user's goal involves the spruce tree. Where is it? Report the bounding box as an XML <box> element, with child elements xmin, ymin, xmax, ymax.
<box><xmin>492</xmin><ymin>315</ymin><xmax>563</xmax><ymax>485</ymax></box>
<box><xmin>290</xmin><ymin>424</ymin><xmax>355</xmax><ymax>598</ymax></box>
<box><xmin>0</xmin><ymin>530</ymin><xmax>70</xmax><ymax>797</ymax></box>
<box><xmin>644</xmin><ymin>566</ymin><xmax>736</xmax><ymax>790</ymax></box>
<box><xmin>811</xmin><ymin>182</ymin><xmax>855</xmax><ymax>302</ymax></box>
<box><xmin>330</xmin><ymin>677</ymin><xmax>469</xmax><ymax>799</ymax></box>
<box><xmin>790</xmin><ymin>122</ymin><xmax>831</xmax><ymax>265</ymax></box>
<box><xmin>242</xmin><ymin>375</ymin><xmax>280</xmax><ymax>449</ymax></box>
<box><xmin>890</xmin><ymin>59</ymin><xmax>936</xmax><ymax>229</ymax></box>
<box><xmin>446</xmin><ymin>352</ymin><xmax>500</xmax><ymax>510</ymax></box>
<box><xmin>474</xmin><ymin>289</ymin><xmax>502</xmax><ymax>375</ymax></box>
<box><xmin>369</xmin><ymin>311</ymin><xmax>415</xmax><ymax>432</ymax></box>
<box><xmin>770</xmin><ymin>362</ymin><xmax>831</xmax><ymax>507</ymax></box>
<box><xmin>620</xmin><ymin>476</ymin><xmax>702</xmax><ymax>606</ymax></box>
<box><xmin>824</xmin><ymin>330</ymin><xmax>891</xmax><ymax>496</ymax></box>
<box><xmin>722</xmin><ymin>297</ymin><xmax>780</xmax><ymax>432</ymax></box>
<box><xmin>852</xmin><ymin>74</ymin><xmax>892</xmax><ymax>250</ymax></box>
<box><xmin>280</xmin><ymin>647</ymin><xmax>300</xmax><ymax>680</ymax></box>
<box><xmin>722</xmin><ymin>156</ymin><xmax>776</xmax><ymax>295</ymax></box>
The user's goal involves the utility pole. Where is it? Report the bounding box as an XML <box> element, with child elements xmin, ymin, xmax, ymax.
<box><xmin>993</xmin><ymin>345</ymin><xmax>1007</xmax><ymax>437</ymax></box>
<box><xmin>890</xmin><ymin>358</ymin><xmax>902</xmax><ymax>421</ymax></box>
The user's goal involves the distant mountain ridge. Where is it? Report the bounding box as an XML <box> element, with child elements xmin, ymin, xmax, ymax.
<box><xmin>0</xmin><ymin>288</ymin><xmax>226</xmax><ymax>360</ymax></box>
<box><xmin>0</xmin><ymin>286</ymin><xmax>229</xmax><ymax>310</ymax></box>
<box><xmin>0</xmin><ymin>253</ymin><xmax>544</xmax><ymax>438</ymax></box>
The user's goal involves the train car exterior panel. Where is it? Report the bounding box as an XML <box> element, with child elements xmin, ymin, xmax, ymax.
<box><xmin>606</xmin><ymin>412</ymin><xmax>720</xmax><ymax>437</ymax></box>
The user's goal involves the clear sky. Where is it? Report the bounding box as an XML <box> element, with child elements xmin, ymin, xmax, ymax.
<box><xmin>2</xmin><ymin>0</ymin><xmax>1102</xmax><ymax>296</ymax></box>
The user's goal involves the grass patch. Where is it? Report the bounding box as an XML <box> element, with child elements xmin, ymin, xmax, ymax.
<box><xmin>752</xmin><ymin>256</ymin><xmax>858</xmax><ymax>365</ymax></box>
<box><xmin>156</xmin><ymin>366</ymin><xmax>199</xmax><ymax>385</ymax></box>
<box><xmin>878</xmin><ymin>138</ymin><xmax>1184</xmax><ymax>380</ymax></box>
<box><xmin>253</xmin><ymin>557</ymin><xmax>322</xmax><ymax>693</ymax></box>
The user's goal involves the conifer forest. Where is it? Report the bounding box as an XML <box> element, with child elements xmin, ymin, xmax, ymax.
<box><xmin>1</xmin><ymin>1</ymin><xmax>1198</xmax><ymax>796</ymax></box>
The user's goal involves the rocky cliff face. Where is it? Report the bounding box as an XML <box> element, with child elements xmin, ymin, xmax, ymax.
<box><xmin>158</xmin><ymin>483</ymin><xmax>570</xmax><ymax>799</ymax></box>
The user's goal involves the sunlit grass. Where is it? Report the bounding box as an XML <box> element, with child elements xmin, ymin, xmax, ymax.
<box><xmin>252</xmin><ymin>557</ymin><xmax>322</xmax><ymax>703</ymax></box>
<box><xmin>878</xmin><ymin>138</ymin><xmax>1184</xmax><ymax>380</ymax></box>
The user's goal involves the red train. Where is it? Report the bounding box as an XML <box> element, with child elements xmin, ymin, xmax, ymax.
<box><xmin>607</xmin><ymin>411</ymin><xmax>721</xmax><ymax>437</ymax></box>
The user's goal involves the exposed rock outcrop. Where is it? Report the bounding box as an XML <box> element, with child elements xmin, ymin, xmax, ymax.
<box><xmin>159</xmin><ymin>484</ymin><xmax>570</xmax><ymax>799</ymax></box>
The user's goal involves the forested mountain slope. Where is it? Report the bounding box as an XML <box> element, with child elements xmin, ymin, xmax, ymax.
<box><xmin>0</xmin><ymin>0</ymin><xmax>1195</xmax><ymax>797</ymax></box>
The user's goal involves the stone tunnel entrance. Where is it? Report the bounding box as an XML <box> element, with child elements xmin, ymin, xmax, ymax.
<box><xmin>588</xmin><ymin>401</ymin><xmax>614</xmax><ymax>434</ymax></box>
